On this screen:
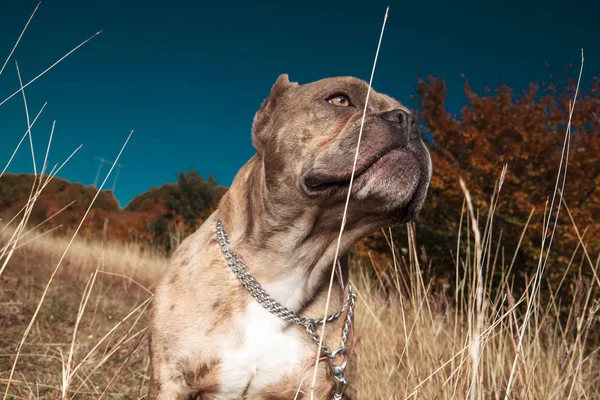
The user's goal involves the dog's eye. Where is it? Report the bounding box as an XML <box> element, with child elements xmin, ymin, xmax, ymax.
<box><xmin>327</xmin><ymin>94</ymin><xmax>352</xmax><ymax>107</ymax></box>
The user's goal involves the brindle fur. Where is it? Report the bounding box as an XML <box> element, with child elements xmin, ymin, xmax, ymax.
<box><xmin>148</xmin><ymin>74</ymin><xmax>431</xmax><ymax>399</ymax></box>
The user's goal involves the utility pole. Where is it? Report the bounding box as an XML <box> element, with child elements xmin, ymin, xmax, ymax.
<box><xmin>112</xmin><ymin>163</ymin><xmax>123</xmax><ymax>192</ymax></box>
<box><xmin>93</xmin><ymin>157</ymin><xmax>108</xmax><ymax>188</ymax></box>
<box><xmin>94</xmin><ymin>156</ymin><xmax>121</xmax><ymax>192</ymax></box>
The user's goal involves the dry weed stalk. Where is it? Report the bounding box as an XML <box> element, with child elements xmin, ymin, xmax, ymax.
<box><xmin>504</xmin><ymin>50</ymin><xmax>586</xmax><ymax>400</ymax></box>
<box><xmin>309</xmin><ymin>6</ymin><xmax>390</xmax><ymax>398</ymax></box>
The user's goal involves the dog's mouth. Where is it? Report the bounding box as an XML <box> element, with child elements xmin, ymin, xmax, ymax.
<box><xmin>302</xmin><ymin>143</ymin><xmax>402</xmax><ymax>193</ymax></box>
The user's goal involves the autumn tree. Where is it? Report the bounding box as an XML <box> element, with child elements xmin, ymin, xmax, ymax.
<box><xmin>407</xmin><ymin>68</ymin><xmax>600</xmax><ymax>297</ymax></box>
<box><xmin>126</xmin><ymin>169</ymin><xmax>224</xmax><ymax>252</ymax></box>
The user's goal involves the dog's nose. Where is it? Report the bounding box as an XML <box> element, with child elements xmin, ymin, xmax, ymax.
<box><xmin>380</xmin><ymin>109</ymin><xmax>420</xmax><ymax>142</ymax></box>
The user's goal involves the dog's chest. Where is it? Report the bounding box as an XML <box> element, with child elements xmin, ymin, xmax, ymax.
<box><xmin>218</xmin><ymin>302</ymin><xmax>305</xmax><ymax>397</ymax></box>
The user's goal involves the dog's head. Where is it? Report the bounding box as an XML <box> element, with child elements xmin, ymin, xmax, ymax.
<box><xmin>252</xmin><ymin>74</ymin><xmax>431</xmax><ymax>227</ymax></box>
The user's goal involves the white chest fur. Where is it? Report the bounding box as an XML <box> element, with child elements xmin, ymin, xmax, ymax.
<box><xmin>217</xmin><ymin>301</ymin><xmax>304</xmax><ymax>398</ymax></box>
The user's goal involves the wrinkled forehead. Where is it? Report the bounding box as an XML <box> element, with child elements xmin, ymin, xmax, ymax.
<box><xmin>296</xmin><ymin>76</ymin><xmax>406</xmax><ymax>113</ymax></box>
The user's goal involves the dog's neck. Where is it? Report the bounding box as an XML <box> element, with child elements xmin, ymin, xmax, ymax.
<box><xmin>217</xmin><ymin>156</ymin><xmax>371</xmax><ymax>311</ymax></box>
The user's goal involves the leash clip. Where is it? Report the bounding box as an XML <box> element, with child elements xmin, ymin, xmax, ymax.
<box><xmin>329</xmin><ymin>351</ymin><xmax>348</xmax><ymax>399</ymax></box>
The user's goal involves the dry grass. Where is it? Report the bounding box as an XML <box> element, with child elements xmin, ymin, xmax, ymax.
<box><xmin>1</xmin><ymin>226</ymin><xmax>164</xmax><ymax>289</ymax></box>
<box><xmin>348</xmin><ymin>226</ymin><xmax>600</xmax><ymax>399</ymax></box>
<box><xmin>1</xmin><ymin>227</ymin><xmax>160</xmax><ymax>399</ymax></box>
<box><xmin>1</xmin><ymin>211</ymin><xmax>599</xmax><ymax>399</ymax></box>
<box><xmin>1</xmin><ymin>3</ymin><xmax>599</xmax><ymax>399</ymax></box>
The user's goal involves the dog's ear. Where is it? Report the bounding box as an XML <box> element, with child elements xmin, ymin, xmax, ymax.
<box><xmin>252</xmin><ymin>74</ymin><xmax>298</xmax><ymax>151</ymax></box>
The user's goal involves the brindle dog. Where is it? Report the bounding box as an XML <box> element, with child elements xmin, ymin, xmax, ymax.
<box><xmin>148</xmin><ymin>74</ymin><xmax>431</xmax><ymax>399</ymax></box>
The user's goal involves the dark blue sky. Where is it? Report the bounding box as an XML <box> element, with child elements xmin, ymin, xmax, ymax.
<box><xmin>0</xmin><ymin>0</ymin><xmax>598</xmax><ymax>206</ymax></box>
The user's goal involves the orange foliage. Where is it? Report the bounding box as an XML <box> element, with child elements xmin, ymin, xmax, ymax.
<box><xmin>0</xmin><ymin>171</ymin><xmax>224</xmax><ymax>253</ymax></box>
<box><xmin>410</xmin><ymin>68</ymin><xmax>600</xmax><ymax>293</ymax></box>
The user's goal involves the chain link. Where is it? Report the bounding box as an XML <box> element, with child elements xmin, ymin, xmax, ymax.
<box><xmin>216</xmin><ymin>219</ymin><xmax>356</xmax><ymax>398</ymax></box>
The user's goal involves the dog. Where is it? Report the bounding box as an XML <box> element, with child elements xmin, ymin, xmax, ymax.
<box><xmin>148</xmin><ymin>74</ymin><xmax>431</xmax><ymax>399</ymax></box>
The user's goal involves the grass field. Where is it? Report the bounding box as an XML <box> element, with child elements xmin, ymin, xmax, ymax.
<box><xmin>1</xmin><ymin>213</ymin><xmax>599</xmax><ymax>399</ymax></box>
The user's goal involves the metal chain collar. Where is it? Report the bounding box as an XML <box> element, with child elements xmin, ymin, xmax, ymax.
<box><xmin>216</xmin><ymin>219</ymin><xmax>356</xmax><ymax>398</ymax></box>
